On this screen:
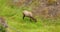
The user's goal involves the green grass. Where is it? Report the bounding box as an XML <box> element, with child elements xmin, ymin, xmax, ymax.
<box><xmin>0</xmin><ymin>0</ymin><xmax>60</xmax><ymax>32</ymax></box>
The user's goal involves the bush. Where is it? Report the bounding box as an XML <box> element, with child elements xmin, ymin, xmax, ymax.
<box><xmin>47</xmin><ymin>0</ymin><xmax>57</xmax><ymax>5</ymax></box>
<box><xmin>0</xmin><ymin>24</ymin><xmax>7</xmax><ymax>32</ymax></box>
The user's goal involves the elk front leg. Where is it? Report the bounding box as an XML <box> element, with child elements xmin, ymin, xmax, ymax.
<box><xmin>23</xmin><ymin>14</ymin><xmax>25</xmax><ymax>19</ymax></box>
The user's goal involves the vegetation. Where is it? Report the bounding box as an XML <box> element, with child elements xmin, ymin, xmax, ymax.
<box><xmin>47</xmin><ymin>0</ymin><xmax>57</xmax><ymax>5</ymax></box>
<box><xmin>0</xmin><ymin>0</ymin><xmax>60</xmax><ymax>32</ymax></box>
<box><xmin>0</xmin><ymin>24</ymin><xmax>7</xmax><ymax>32</ymax></box>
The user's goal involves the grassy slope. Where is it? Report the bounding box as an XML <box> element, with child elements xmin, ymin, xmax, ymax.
<box><xmin>0</xmin><ymin>0</ymin><xmax>60</xmax><ymax>32</ymax></box>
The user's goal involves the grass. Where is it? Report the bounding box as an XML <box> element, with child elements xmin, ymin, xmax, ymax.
<box><xmin>0</xmin><ymin>0</ymin><xmax>60</xmax><ymax>32</ymax></box>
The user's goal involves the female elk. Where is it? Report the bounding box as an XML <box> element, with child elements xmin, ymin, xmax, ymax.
<box><xmin>23</xmin><ymin>10</ymin><xmax>37</xmax><ymax>22</ymax></box>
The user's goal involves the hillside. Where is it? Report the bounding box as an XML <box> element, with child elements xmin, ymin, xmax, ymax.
<box><xmin>0</xmin><ymin>0</ymin><xmax>60</xmax><ymax>32</ymax></box>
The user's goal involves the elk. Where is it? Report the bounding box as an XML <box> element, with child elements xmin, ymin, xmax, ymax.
<box><xmin>0</xmin><ymin>17</ymin><xmax>8</xmax><ymax>28</ymax></box>
<box><xmin>23</xmin><ymin>10</ymin><xmax>37</xmax><ymax>22</ymax></box>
